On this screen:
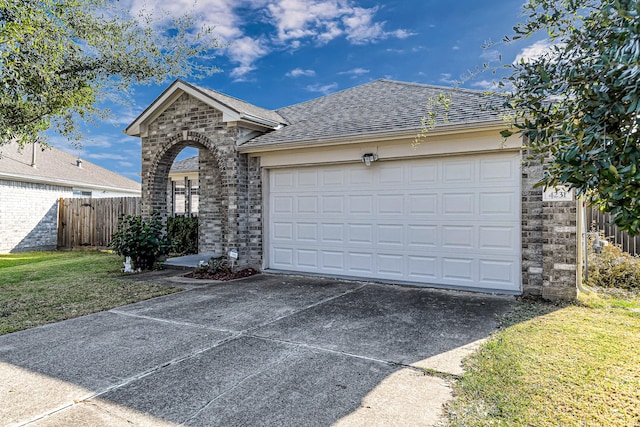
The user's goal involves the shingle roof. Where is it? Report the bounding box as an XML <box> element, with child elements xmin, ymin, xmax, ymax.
<box><xmin>170</xmin><ymin>155</ymin><xmax>198</xmax><ymax>173</ymax></box>
<box><xmin>0</xmin><ymin>141</ymin><xmax>141</xmax><ymax>192</ymax></box>
<box><xmin>195</xmin><ymin>85</ymin><xmax>287</xmax><ymax>125</ymax></box>
<box><xmin>241</xmin><ymin>79</ymin><xmax>506</xmax><ymax>148</ymax></box>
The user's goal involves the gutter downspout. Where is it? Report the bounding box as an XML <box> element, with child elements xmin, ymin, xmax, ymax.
<box><xmin>576</xmin><ymin>196</ymin><xmax>592</xmax><ymax>294</ymax></box>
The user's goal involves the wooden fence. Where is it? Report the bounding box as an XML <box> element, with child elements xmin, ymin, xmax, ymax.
<box><xmin>587</xmin><ymin>206</ymin><xmax>640</xmax><ymax>256</ymax></box>
<box><xmin>57</xmin><ymin>197</ymin><xmax>141</xmax><ymax>249</ymax></box>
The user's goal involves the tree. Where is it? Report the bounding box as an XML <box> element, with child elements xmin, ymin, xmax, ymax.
<box><xmin>0</xmin><ymin>0</ymin><xmax>219</xmax><ymax>147</ymax></box>
<box><xmin>499</xmin><ymin>0</ymin><xmax>640</xmax><ymax>235</ymax></box>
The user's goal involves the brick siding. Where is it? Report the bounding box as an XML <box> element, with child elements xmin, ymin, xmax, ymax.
<box><xmin>0</xmin><ymin>180</ymin><xmax>71</xmax><ymax>253</ymax></box>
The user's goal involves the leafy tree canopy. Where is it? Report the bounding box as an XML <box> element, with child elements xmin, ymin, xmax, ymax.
<box><xmin>0</xmin><ymin>0</ymin><xmax>219</xmax><ymax>147</ymax></box>
<box><xmin>500</xmin><ymin>0</ymin><xmax>640</xmax><ymax>234</ymax></box>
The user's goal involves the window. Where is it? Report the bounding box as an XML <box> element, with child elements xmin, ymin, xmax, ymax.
<box><xmin>73</xmin><ymin>190</ymin><xmax>92</xmax><ymax>197</ymax></box>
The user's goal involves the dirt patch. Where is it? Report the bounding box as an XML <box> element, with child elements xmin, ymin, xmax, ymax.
<box><xmin>184</xmin><ymin>268</ymin><xmax>259</xmax><ymax>281</ymax></box>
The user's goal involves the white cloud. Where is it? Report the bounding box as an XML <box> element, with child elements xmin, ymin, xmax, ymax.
<box><xmin>514</xmin><ymin>39</ymin><xmax>557</xmax><ymax>63</ymax></box>
<box><xmin>123</xmin><ymin>0</ymin><xmax>413</xmax><ymax>79</ymax></box>
<box><xmin>338</xmin><ymin>67</ymin><xmax>369</xmax><ymax>76</ymax></box>
<box><xmin>439</xmin><ymin>73</ymin><xmax>458</xmax><ymax>85</ymax></box>
<box><xmin>266</xmin><ymin>0</ymin><xmax>412</xmax><ymax>46</ymax></box>
<box><xmin>471</xmin><ymin>79</ymin><xmax>507</xmax><ymax>92</ymax></box>
<box><xmin>306</xmin><ymin>82</ymin><xmax>339</xmax><ymax>94</ymax></box>
<box><xmin>480</xmin><ymin>49</ymin><xmax>501</xmax><ymax>62</ymax></box>
<box><xmin>228</xmin><ymin>36</ymin><xmax>269</xmax><ymax>78</ymax></box>
<box><xmin>286</xmin><ymin>68</ymin><xmax>316</xmax><ymax>77</ymax></box>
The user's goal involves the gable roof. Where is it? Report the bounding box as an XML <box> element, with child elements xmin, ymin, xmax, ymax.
<box><xmin>170</xmin><ymin>155</ymin><xmax>198</xmax><ymax>173</ymax></box>
<box><xmin>240</xmin><ymin>79</ymin><xmax>506</xmax><ymax>150</ymax></box>
<box><xmin>0</xmin><ymin>141</ymin><xmax>141</xmax><ymax>194</ymax></box>
<box><xmin>125</xmin><ymin>79</ymin><xmax>286</xmax><ymax>137</ymax></box>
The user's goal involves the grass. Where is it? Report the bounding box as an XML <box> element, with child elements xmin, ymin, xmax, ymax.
<box><xmin>0</xmin><ymin>251</ymin><xmax>181</xmax><ymax>335</ymax></box>
<box><xmin>445</xmin><ymin>290</ymin><xmax>640</xmax><ymax>427</ymax></box>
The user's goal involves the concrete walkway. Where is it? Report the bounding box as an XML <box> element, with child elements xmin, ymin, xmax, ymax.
<box><xmin>0</xmin><ymin>274</ymin><xmax>515</xmax><ymax>426</ymax></box>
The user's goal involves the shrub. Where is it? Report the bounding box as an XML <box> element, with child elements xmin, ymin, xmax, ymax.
<box><xmin>194</xmin><ymin>257</ymin><xmax>231</xmax><ymax>276</ymax></box>
<box><xmin>167</xmin><ymin>216</ymin><xmax>198</xmax><ymax>256</ymax></box>
<box><xmin>588</xmin><ymin>241</ymin><xmax>640</xmax><ymax>290</ymax></box>
<box><xmin>109</xmin><ymin>212</ymin><xmax>171</xmax><ymax>271</ymax></box>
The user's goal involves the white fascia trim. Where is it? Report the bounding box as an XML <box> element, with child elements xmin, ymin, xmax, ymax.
<box><xmin>238</xmin><ymin>120</ymin><xmax>508</xmax><ymax>153</ymax></box>
<box><xmin>0</xmin><ymin>173</ymin><xmax>141</xmax><ymax>195</ymax></box>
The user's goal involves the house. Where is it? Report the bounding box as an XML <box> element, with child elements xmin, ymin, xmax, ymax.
<box><xmin>126</xmin><ymin>79</ymin><xmax>578</xmax><ymax>300</ymax></box>
<box><xmin>168</xmin><ymin>156</ymin><xmax>199</xmax><ymax>216</ymax></box>
<box><xmin>0</xmin><ymin>141</ymin><xmax>141</xmax><ymax>253</ymax></box>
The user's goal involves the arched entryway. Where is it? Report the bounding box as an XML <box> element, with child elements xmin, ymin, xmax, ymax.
<box><xmin>144</xmin><ymin>132</ymin><xmax>231</xmax><ymax>257</ymax></box>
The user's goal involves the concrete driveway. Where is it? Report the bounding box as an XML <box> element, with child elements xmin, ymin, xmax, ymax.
<box><xmin>0</xmin><ymin>274</ymin><xmax>515</xmax><ymax>426</ymax></box>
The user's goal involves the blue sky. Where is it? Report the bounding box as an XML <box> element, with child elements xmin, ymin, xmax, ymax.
<box><xmin>53</xmin><ymin>0</ymin><xmax>550</xmax><ymax>182</ymax></box>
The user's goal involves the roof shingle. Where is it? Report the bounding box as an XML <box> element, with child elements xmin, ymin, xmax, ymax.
<box><xmin>0</xmin><ymin>141</ymin><xmax>141</xmax><ymax>192</ymax></box>
<box><xmin>241</xmin><ymin>79</ymin><xmax>505</xmax><ymax>147</ymax></box>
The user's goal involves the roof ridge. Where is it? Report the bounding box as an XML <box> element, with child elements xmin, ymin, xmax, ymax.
<box><xmin>377</xmin><ymin>78</ymin><xmax>497</xmax><ymax>95</ymax></box>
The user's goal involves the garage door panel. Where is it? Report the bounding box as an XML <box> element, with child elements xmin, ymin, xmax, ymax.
<box><xmin>297</xmin><ymin>170</ymin><xmax>318</xmax><ymax>186</ymax></box>
<box><xmin>272</xmin><ymin>171</ymin><xmax>294</xmax><ymax>188</ymax></box>
<box><xmin>479</xmin><ymin>226</ymin><xmax>518</xmax><ymax>251</ymax></box>
<box><xmin>407</xmin><ymin>225</ymin><xmax>438</xmax><ymax>248</ymax></box>
<box><xmin>378</xmin><ymin>225</ymin><xmax>404</xmax><ymax>246</ymax></box>
<box><xmin>442</xmin><ymin>226</ymin><xmax>475</xmax><ymax>249</ymax></box>
<box><xmin>347</xmin><ymin>252</ymin><xmax>374</xmax><ymax>274</ymax></box>
<box><xmin>442</xmin><ymin>257</ymin><xmax>474</xmax><ymax>281</ymax></box>
<box><xmin>297</xmin><ymin>249</ymin><xmax>319</xmax><ymax>268</ymax></box>
<box><xmin>442</xmin><ymin>193</ymin><xmax>474</xmax><ymax>215</ymax></box>
<box><xmin>377</xmin><ymin>254</ymin><xmax>404</xmax><ymax>276</ymax></box>
<box><xmin>479</xmin><ymin>192</ymin><xmax>517</xmax><ymax>216</ymax></box>
<box><xmin>348</xmin><ymin>195</ymin><xmax>374</xmax><ymax>214</ymax></box>
<box><xmin>269</xmin><ymin>153</ymin><xmax>521</xmax><ymax>292</ymax></box>
<box><xmin>321</xmin><ymin>223</ymin><xmax>345</xmax><ymax>243</ymax></box>
<box><xmin>272</xmin><ymin>247</ymin><xmax>294</xmax><ymax>268</ymax></box>
<box><xmin>296</xmin><ymin>223</ymin><xmax>318</xmax><ymax>241</ymax></box>
<box><xmin>273</xmin><ymin>196</ymin><xmax>294</xmax><ymax>214</ymax></box>
<box><xmin>408</xmin><ymin>194</ymin><xmax>438</xmax><ymax>215</ymax></box>
<box><xmin>273</xmin><ymin>222</ymin><xmax>293</xmax><ymax>241</ymax></box>
<box><xmin>377</xmin><ymin>194</ymin><xmax>404</xmax><ymax>214</ymax></box>
<box><xmin>479</xmin><ymin>259</ymin><xmax>516</xmax><ymax>285</ymax></box>
<box><xmin>348</xmin><ymin>224</ymin><xmax>374</xmax><ymax>244</ymax></box>
<box><xmin>480</xmin><ymin>158</ymin><xmax>517</xmax><ymax>182</ymax></box>
<box><xmin>322</xmin><ymin>169</ymin><xmax>346</xmax><ymax>186</ymax></box>
<box><xmin>407</xmin><ymin>256</ymin><xmax>438</xmax><ymax>279</ymax></box>
<box><xmin>321</xmin><ymin>195</ymin><xmax>344</xmax><ymax>214</ymax></box>
<box><xmin>296</xmin><ymin>196</ymin><xmax>318</xmax><ymax>214</ymax></box>
<box><xmin>409</xmin><ymin>164</ymin><xmax>438</xmax><ymax>183</ymax></box>
<box><xmin>321</xmin><ymin>251</ymin><xmax>345</xmax><ymax>271</ymax></box>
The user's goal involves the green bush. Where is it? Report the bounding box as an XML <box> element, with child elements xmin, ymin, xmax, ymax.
<box><xmin>109</xmin><ymin>212</ymin><xmax>171</xmax><ymax>271</ymax></box>
<box><xmin>588</xmin><ymin>242</ymin><xmax>640</xmax><ymax>290</ymax></box>
<box><xmin>167</xmin><ymin>216</ymin><xmax>198</xmax><ymax>256</ymax></box>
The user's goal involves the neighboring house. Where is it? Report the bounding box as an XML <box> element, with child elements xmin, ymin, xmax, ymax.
<box><xmin>169</xmin><ymin>156</ymin><xmax>199</xmax><ymax>216</ymax></box>
<box><xmin>0</xmin><ymin>141</ymin><xmax>141</xmax><ymax>253</ymax></box>
<box><xmin>126</xmin><ymin>79</ymin><xmax>578</xmax><ymax>300</ymax></box>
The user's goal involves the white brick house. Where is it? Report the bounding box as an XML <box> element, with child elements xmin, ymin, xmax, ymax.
<box><xmin>0</xmin><ymin>141</ymin><xmax>141</xmax><ymax>253</ymax></box>
<box><xmin>127</xmin><ymin>79</ymin><xmax>578</xmax><ymax>300</ymax></box>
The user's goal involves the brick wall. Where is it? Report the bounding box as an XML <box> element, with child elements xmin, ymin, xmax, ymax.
<box><xmin>0</xmin><ymin>180</ymin><xmax>72</xmax><ymax>253</ymax></box>
<box><xmin>140</xmin><ymin>93</ymin><xmax>263</xmax><ymax>268</ymax></box>
<box><xmin>520</xmin><ymin>152</ymin><xmax>578</xmax><ymax>300</ymax></box>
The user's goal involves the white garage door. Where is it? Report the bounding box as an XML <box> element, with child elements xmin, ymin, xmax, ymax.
<box><xmin>267</xmin><ymin>152</ymin><xmax>521</xmax><ymax>292</ymax></box>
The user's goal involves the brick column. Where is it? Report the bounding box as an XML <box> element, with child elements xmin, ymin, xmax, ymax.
<box><xmin>542</xmin><ymin>199</ymin><xmax>578</xmax><ymax>300</ymax></box>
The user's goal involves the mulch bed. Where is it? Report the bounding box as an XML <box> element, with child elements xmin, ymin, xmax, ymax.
<box><xmin>184</xmin><ymin>268</ymin><xmax>259</xmax><ymax>281</ymax></box>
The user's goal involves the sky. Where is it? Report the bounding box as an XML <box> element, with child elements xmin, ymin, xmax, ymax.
<box><xmin>51</xmin><ymin>0</ymin><xmax>550</xmax><ymax>182</ymax></box>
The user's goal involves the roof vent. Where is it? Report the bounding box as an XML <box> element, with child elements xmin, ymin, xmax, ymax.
<box><xmin>76</xmin><ymin>159</ymin><xmax>83</xmax><ymax>168</ymax></box>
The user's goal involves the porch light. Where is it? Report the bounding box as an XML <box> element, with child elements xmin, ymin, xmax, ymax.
<box><xmin>361</xmin><ymin>153</ymin><xmax>379</xmax><ymax>166</ymax></box>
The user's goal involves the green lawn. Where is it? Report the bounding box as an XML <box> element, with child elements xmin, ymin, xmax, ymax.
<box><xmin>0</xmin><ymin>251</ymin><xmax>181</xmax><ymax>335</ymax></box>
<box><xmin>446</xmin><ymin>290</ymin><xmax>640</xmax><ymax>426</ymax></box>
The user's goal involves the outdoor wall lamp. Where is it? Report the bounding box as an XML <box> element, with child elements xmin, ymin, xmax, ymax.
<box><xmin>361</xmin><ymin>153</ymin><xmax>379</xmax><ymax>166</ymax></box>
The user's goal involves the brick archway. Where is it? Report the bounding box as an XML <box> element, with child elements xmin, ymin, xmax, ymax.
<box><xmin>139</xmin><ymin>92</ymin><xmax>263</xmax><ymax>267</ymax></box>
<box><xmin>145</xmin><ymin>132</ymin><xmax>229</xmax><ymax>255</ymax></box>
